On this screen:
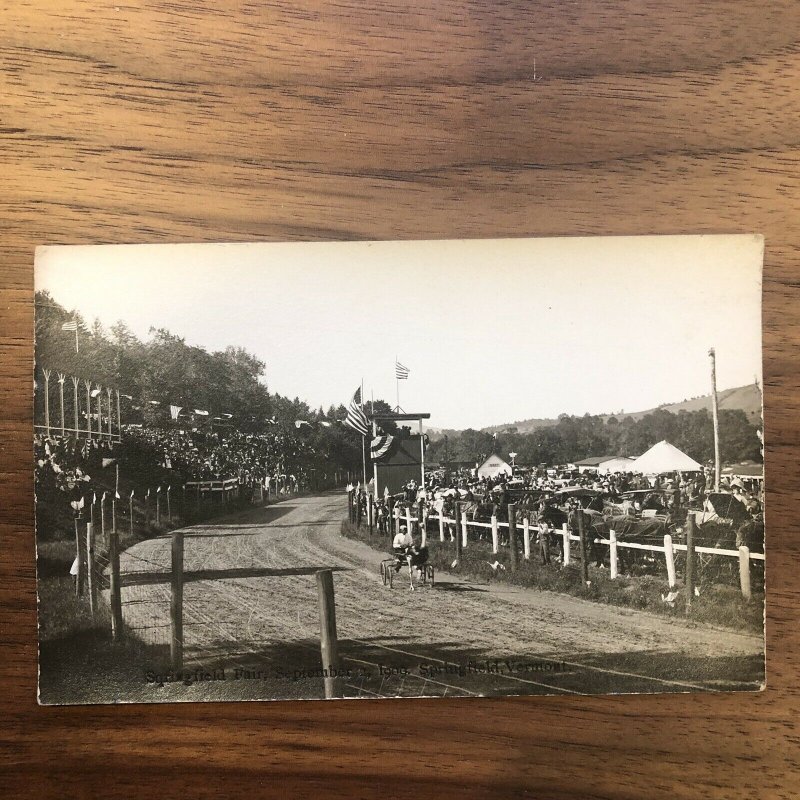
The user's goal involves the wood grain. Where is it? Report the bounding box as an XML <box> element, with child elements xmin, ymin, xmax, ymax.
<box><xmin>1</xmin><ymin>2</ymin><xmax>799</xmax><ymax>797</ymax></box>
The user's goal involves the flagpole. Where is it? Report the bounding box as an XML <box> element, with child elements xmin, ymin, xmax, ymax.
<box><xmin>75</xmin><ymin>325</ymin><xmax>79</xmax><ymax>354</ymax></box>
<box><xmin>395</xmin><ymin>354</ymin><xmax>399</xmax><ymax>412</ymax></box>
<box><xmin>361</xmin><ymin>378</ymin><xmax>367</xmax><ymax>485</ymax></box>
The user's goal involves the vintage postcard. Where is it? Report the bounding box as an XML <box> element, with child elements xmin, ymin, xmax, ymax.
<box><xmin>34</xmin><ymin>235</ymin><xmax>765</xmax><ymax>704</ymax></box>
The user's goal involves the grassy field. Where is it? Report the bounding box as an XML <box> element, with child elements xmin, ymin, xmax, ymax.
<box><xmin>341</xmin><ymin>519</ymin><xmax>764</xmax><ymax>634</ymax></box>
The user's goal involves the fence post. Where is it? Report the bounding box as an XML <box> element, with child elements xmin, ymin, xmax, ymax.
<box><xmin>561</xmin><ymin>523</ymin><xmax>570</xmax><ymax>566</ymax></box>
<box><xmin>170</xmin><ymin>531</ymin><xmax>184</xmax><ymax>672</ymax></box>
<box><xmin>86</xmin><ymin>521</ymin><xmax>97</xmax><ymax>617</ymax></box>
<box><xmin>685</xmin><ymin>512</ymin><xmax>696</xmax><ymax>614</ymax></box>
<box><xmin>167</xmin><ymin>485</ymin><xmax>172</xmax><ymax>522</ymax></box>
<box><xmin>577</xmin><ymin>510</ymin><xmax>589</xmax><ymax>584</ymax></box>
<box><xmin>129</xmin><ymin>491</ymin><xmax>135</xmax><ymax>538</ymax></box>
<box><xmin>315</xmin><ymin>569</ymin><xmax>342</xmax><ymax>699</ymax></box>
<box><xmin>144</xmin><ymin>489</ymin><xmax>151</xmax><ymax>527</ymax></box>
<box><xmin>491</xmin><ymin>513</ymin><xmax>499</xmax><ymax>554</ymax></box>
<box><xmin>393</xmin><ymin>503</ymin><xmax>400</xmax><ymax>536</ymax></box>
<box><xmin>609</xmin><ymin>529</ymin><xmax>618</xmax><ymax>580</ymax></box>
<box><xmin>460</xmin><ymin>508</ymin><xmax>469</xmax><ymax>550</ymax></box>
<box><xmin>454</xmin><ymin>501</ymin><xmax>462</xmax><ymax>563</ymax></box>
<box><xmin>438</xmin><ymin>510</ymin><xmax>445</xmax><ymax>542</ymax></box>
<box><xmin>73</xmin><ymin>517</ymin><xmax>84</xmax><ymax>596</ymax></box>
<box><xmin>156</xmin><ymin>489</ymin><xmax>161</xmax><ymax>526</ymax></box>
<box><xmin>523</xmin><ymin>515</ymin><xmax>531</xmax><ymax>560</ymax></box>
<box><xmin>418</xmin><ymin>504</ymin><xmax>426</xmax><ymax>548</ymax></box>
<box><xmin>508</xmin><ymin>503</ymin><xmax>518</xmax><ymax>571</ymax></box>
<box><xmin>368</xmin><ymin>494</ymin><xmax>374</xmax><ymax>536</ymax></box>
<box><xmin>664</xmin><ymin>534</ymin><xmax>676</xmax><ymax>589</ymax></box>
<box><xmin>405</xmin><ymin>506</ymin><xmax>413</xmax><ymax>538</ymax></box>
<box><xmin>738</xmin><ymin>546</ymin><xmax>752</xmax><ymax>600</ymax></box>
<box><xmin>100</xmin><ymin>492</ymin><xmax>107</xmax><ymax>547</ymax></box>
<box><xmin>109</xmin><ymin>524</ymin><xmax>123</xmax><ymax>640</ymax></box>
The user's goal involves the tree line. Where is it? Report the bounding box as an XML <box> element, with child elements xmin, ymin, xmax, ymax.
<box><xmin>34</xmin><ymin>291</ymin><xmax>381</xmax><ymax>473</ymax></box>
<box><xmin>428</xmin><ymin>407</ymin><xmax>762</xmax><ymax>469</ymax></box>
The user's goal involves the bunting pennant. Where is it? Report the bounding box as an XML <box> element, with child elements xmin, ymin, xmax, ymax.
<box><xmin>295</xmin><ymin>420</ymin><xmax>311</xmax><ymax>428</ymax></box>
<box><xmin>345</xmin><ymin>387</ymin><xmax>369</xmax><ymax>436</ymax></box>
<box><xmin>370</xmin><ymin>433</ymin><xmax>395</xmax><ymax>460</ymax></box>
<box><xmin>319</xmin><ymin>421</ymin><xmax>332</xmax><ymax>427</ymax></box>
<box><xmin>170</xmin><ymin>405</ymin><xmax>183</xmax><ymax>420</ymax></box>
<box><xmin>193</xmin><ymin>409</ymin><xmax>209</xmax><ymax>416</ymax></box>
<box><xmin>90</xmin><ymin>387</ymin><xmax>102</xmax><ymax>398</ymax></box>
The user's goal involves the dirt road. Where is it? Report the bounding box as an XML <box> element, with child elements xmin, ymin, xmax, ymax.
<box><xmin>118</xmin><ymin>493</ymin><xmax>764</xmax><ymax>701</ymax></box>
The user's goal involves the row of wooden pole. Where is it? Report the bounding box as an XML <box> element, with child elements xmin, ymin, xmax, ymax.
<box><xmin>39</xmin><ymin>369</ymin><xmax>122</xmax><ymax>441</ymax></box>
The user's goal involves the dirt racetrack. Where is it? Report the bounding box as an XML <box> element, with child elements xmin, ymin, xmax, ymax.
<box><xmin>113</xmin><ymin>492</ymin><xmax>764</xmax><ymax>702</ymax></box>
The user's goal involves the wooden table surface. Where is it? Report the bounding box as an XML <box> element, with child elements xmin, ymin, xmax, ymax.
<box><xmin>2</xmin><ymin>2</ymin><xmax>799</xmax><ymax>798</ymax></box>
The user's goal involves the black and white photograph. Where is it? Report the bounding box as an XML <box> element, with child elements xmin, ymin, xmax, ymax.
<box><xmin>34</xmin><ymin>234</ymin><xmax>765</xmax><ymax>704</ymax></box>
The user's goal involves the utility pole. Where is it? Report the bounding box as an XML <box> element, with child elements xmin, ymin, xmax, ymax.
<box><xmin>709</xmin><ymin>348</ymin><xmax>721</xmax><ymax>491</ymax></box>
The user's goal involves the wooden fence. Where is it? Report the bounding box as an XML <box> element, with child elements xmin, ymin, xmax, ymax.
<box><xmin>375</xmin><ymin>500</ymin><xmax>763</xmax><ymax>602</ymax></box>
<box><xmin>70</xmin><ymin>475</ymin><xmax>306</xmax><ymax>642</ymax></box>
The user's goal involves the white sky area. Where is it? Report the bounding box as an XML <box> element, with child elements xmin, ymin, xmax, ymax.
<box><xmin>35</xmin><ymin>235</ymin><xmax>763</xmax><ymax>430</ymax></box>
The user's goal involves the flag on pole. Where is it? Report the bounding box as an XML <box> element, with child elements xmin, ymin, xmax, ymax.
<box><xmin>395</xmin><ymin>360</ymin><xmax>410</xmax><ymax>380</ymax></box>
<box><xmin>62</xmin><ymin>320</ymin><xmax>79</xmax><ymax>353</ymax></box>
<box><xmin>345</xmin><ymin>387</ymin><xmax>369</xmax><ymax>436</ymax></box>
<box><xmin>90</xmin><ymin>387</ymin><xmax>102</xmax><ymax>398</ymax></box>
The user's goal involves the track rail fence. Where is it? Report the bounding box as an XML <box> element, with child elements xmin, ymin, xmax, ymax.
<box><xmin>356</xmin><ymin>499</ymin><xmax>763</xmax><ymax>602</ymax></box>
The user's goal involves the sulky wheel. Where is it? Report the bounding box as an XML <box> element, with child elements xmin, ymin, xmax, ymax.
<box><xmin>380</xmin><ymin>561</ymin><xmax>388</xmax><ymax>586</ymax></box>
<box><xmin>427</xmin><ymin>565</ymin><xmax>435</xmax><ymax>586</ymax></box>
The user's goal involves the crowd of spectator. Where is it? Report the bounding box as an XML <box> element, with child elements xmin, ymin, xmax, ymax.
<box><xmin>121</xmin><ymin>425</ymin><xmax>310</xmax><ymax>484</ymax></box>
<box><xmin>34</xmin><ymin>424</ymin><xmax>326</xmax><ymax>517</ymax></box>
<box><xmin>35</xmin><ymin>433</ymin><xmax>116</xmax><ymax>507</ymax></box>
<box><xmin>351</xmin><ymin>462</ymin><xmax>764</xmax><ymax>539</ymax></box>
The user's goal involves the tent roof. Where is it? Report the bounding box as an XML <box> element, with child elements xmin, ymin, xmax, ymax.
<box><xmin>722</xmin><ymin>462</ymin><xmax>764</xmax><ymax>478</ymax></box>
<box><xmin>630</xmin><ymin>440</ymin><xmax>702</xmax><ymax>473</ymax></box>
<box><xmin>477</xmin><ymin>454</ymin><xmax>511</xmax><ymax>470</ymax></box>
<box><xmin>575</xmin><ymin>455</ymin><xmax>618</xmax><ymax>466</ymax></box>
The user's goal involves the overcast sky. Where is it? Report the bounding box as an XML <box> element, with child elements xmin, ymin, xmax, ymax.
<box><xmin>35</xmin><ymin>235</ymin><xmax>763</xmax><ymax>430</ymax></box>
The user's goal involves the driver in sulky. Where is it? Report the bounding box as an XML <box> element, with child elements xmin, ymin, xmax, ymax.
<box><xmin>392</xmin><ymin>524</ymin><xmax>414</xmax><ymax>572</ymax></box>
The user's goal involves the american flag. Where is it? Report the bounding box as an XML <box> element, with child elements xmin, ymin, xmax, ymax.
<box><xmin>61</xmin><ymin>320</ymin><xmax>78</xmax><ymax>331</ymax></box>
<box><xmin>395</xmin><ymin>360</ymin><xmax>410</xmax><ymax>380</ymax></box>
<box><xmin>345</xmin><ymin>387</ymin><xmax>369</xmax><ymax>436</ymax></box>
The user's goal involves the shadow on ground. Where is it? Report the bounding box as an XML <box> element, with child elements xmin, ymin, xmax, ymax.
<box><xmin>38</xmin><ymin>622</ymin><xmax>765</xmax><ymax>705</ymax></box>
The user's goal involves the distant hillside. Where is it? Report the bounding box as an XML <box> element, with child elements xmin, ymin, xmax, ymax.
<box><xmin>480</xmin><ymin>383</ymin><xmax>762</xmax><ymax>435</ymax></box>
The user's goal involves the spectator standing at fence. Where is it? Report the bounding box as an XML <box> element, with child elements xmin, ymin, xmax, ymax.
<box><xmin>537</xmin><ymin>515</ymin><xmax>552</xmax><ymax>565</ymax></box>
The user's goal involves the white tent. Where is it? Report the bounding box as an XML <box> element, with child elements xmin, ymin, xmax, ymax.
<box><xmin>630</xmin><ymin>440</ymin><xmax>702</xmax><ymax>474</ymax></box>
<box><xmin>477</xmin><ymin>454</ymin><xmax>513</xmax><ymax>479</ymax></box>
